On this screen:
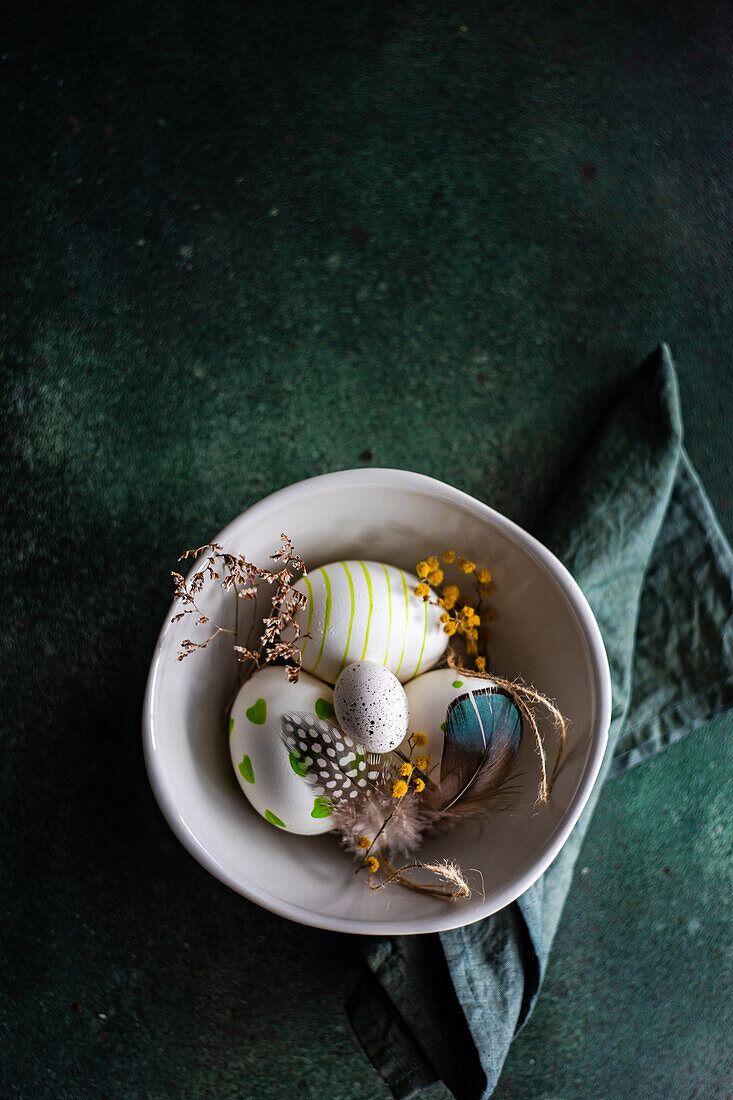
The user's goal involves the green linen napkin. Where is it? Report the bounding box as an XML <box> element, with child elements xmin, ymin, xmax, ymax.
<box><xmin>347</xmin><ymin>345</ymin><xmax>733</xmax><ymax>1099</ymax></box>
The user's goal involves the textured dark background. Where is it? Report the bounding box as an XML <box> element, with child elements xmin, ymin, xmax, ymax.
<box><xmin>2</xmin><ymin>1</ymin><xmax>731</xmax><ymax>1097</ymax></box>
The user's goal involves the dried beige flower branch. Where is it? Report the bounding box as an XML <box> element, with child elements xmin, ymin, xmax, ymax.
<box><xmin>171</xmin><ymin>533</ymin><xmax>308</xmax><ymax>683</ymax></box>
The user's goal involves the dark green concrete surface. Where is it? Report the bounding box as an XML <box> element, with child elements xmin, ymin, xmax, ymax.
<box><xmin>2</xmin><ymin>1</ymin><xmax>731</xmax><ymax>1097</ymax></box>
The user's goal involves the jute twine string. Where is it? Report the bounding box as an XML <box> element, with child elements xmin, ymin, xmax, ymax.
<box><xmin>369</xmin><ymin>856</ymin><xmax>471</xmax><ymax>900</ymax></box>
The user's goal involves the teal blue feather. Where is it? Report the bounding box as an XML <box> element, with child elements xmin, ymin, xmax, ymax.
<box><xmin>437</xmin><ymin>688</ymin><xmax>522</xmax><ymax>813</ymax></box>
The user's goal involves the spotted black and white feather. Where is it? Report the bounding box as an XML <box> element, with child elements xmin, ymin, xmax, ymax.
<box><xmin>280</xmin><ymin>712</ymin><xmax>381</xmax><ymax>803</ymax></box>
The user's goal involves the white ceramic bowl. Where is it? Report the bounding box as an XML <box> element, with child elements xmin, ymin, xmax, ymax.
<box><xmin>143</xmin><ymin>469</ymin><xmax>611</xmax><ymax>935</ymax></box>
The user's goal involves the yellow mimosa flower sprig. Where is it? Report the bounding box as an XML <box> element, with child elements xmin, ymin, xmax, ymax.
<box><xmin>356</xmin><ymin>731</ymin><xmax>432</xmax><ymax>878</ymax></box>
<box><xmin>357</xmin><ymin>726</ymin><xmax>474</xmax><ymax>900</ymax></box>
<box><xmin>391</xmin><ymin>730</ymin><xmax>431</xmax><ymax>797</ymax></box>
<box><xmin>413</xmin><ymin>550</ymin><xmax>496</xmax><ymax>669</ymax></box>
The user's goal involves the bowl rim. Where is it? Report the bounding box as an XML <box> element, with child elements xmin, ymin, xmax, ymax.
<box><xmin>143</xmin><ymin>467</ymin><xmax>612</xmax><ymax>935</ymax></box>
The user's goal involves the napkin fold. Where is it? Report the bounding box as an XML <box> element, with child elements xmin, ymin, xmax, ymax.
<box><xmin>347</xmin><ymin>345</ymin><xmax>733</xmax><ymax>1099</ymax></box>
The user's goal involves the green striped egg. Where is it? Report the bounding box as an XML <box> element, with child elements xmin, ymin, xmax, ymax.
<box><xmin>293</xmin><ymin>560</ymin><xmax>447</xmax><ymax>685</ymax></box>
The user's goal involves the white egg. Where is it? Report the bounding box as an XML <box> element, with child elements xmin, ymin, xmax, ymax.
<box><xmin>292</xmin><ymin>560</ymin><xmax>446</xmax><ymax>685</ymax></box>
<box><xmin>229</xmin><ymin>666</ymin><xmax>336</xmax><ymax>835</ymax></box>
<box><xmin>333</xmin><ymin>661</ymin><xmax>409</xmax><ymax>755</ymax></box>
<box><xmin>401</xmin><ymin>668</ymin><xmax>497</xmax><ymax>764</ymax></box>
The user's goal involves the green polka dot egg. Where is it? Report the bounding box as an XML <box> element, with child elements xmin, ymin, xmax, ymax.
<box><xmin>229</xmin><ymin>666</ymin><xmax>340</xmax><ymax>835</ymax></box>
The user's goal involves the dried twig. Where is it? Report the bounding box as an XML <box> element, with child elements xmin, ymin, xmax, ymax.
<box><xmin>170</xmin><ymin>534</ymin><xmax>308</xmax><ymax>683</ymax></box>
